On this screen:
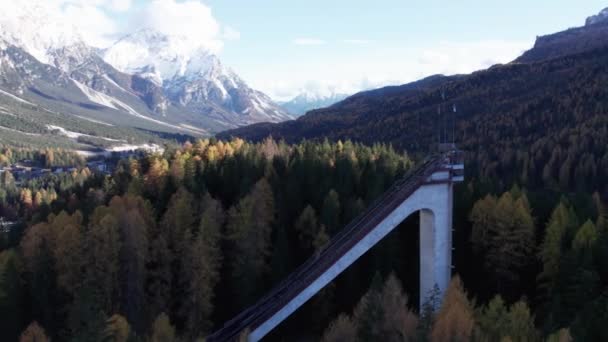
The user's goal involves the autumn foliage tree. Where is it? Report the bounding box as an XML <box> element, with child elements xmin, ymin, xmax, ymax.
<box><xmin>19</xmin><ymin>322</ymin><xmax>49</xmax><ymax>342</ymax></box>
<box><xmin>430</xmin><ymin>276</ymin><xmax>474</xmax><ymax>342</ymax></box>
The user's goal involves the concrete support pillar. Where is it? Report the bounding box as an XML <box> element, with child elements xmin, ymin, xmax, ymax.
<box><xmin>419</xmin><ymin>183</ymin><xmax>453</xmax><ymax>310</ymax></box>
<box><xmin>419</xmin><ymin>209</ymin><xmax>436</xmax><ymax>309</ymax></box>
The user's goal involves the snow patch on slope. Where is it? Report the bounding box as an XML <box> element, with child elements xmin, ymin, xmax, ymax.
<box><xmin>179</xmin><ymin>123</ymin><xmax>208</xmax><ymax>134</ymax></box>
<box><xmin>46</xmin><ymin>124</ymin><xmax>83</xmax><ymax>139</ymax></box>
<box><xmin>102</xmin><ymin>74</ymin><xmax>135</xmax><ymax>96</ymax></box>
<box><xmin>108</xmin><ymin>143</ymin><xmax>163</xmax><ymax>153</ymax></box>
<box><xmin>73</xmin><ymin>79</ymin><xmax>151</xmax><ymax>120</ymax></box>
<box><xmin>76</xmin><ymin>143</ymin><xmax>164</xmax><ymax>157</ymax></box>
<box><xmin>46</xmin><ymin>124</ymin><xmax>123</xmax><ymax>142</ymax></box>
<box><xmin>74</xmin><ymin>115</ymin><xmax>114</xmax><ymax>127</ymax></box>
<box><xmin>72</xmin><ymin>79</ymin><xmax>119</xmax><ymax>109</ymax></box>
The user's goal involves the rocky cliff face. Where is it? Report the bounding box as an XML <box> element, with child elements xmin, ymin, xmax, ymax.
<box><xmin>585</xmin><ymin>7</ymin><xmax>608</xmax><ymax>26</ymax></box>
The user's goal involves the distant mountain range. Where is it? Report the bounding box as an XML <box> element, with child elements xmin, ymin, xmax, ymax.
<box><xmin>0</xmin><ymin>1</ymin><xmax>292</xmax><ymax>150</ymax></box>
<box><xmin>279</xmin><ymin>92</ymin><xmax>349</xmax><ymax>116</ymax></box>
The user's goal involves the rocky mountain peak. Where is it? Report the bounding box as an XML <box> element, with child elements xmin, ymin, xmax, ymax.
<box><xmin>103</xmin><ymin>28</ymin><xmax>226</xmax><ymax>86</ymax></box>
<box><xmin>586</xmin><ymin>7</ymin><xmax>608</xmax><ymax>26</ymax></box>
<box><xmin>104</xmin><ymin>28</ymin><xmax>291</xmax><ymax>123</ymax></box>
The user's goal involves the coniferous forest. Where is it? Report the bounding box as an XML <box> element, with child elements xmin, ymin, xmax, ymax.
<box><xmin>0</xmin><ymin>136</ymin><xmax>606</xmax><ymax>341</ymax></box>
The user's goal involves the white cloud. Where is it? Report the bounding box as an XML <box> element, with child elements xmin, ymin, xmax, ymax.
<box><xmin>108</xmin><ymin>0</ymin><xmax>132</xmax><ymax>12</ymax></box>
<box><xmin>27</xmin><ymin>0</ymin><xmax>133</xmax><ymax>47</ymax></box>
<box><xmin>48</xmin><ymin>0</ymin><xmax>132</xmax><ymax>12</ymax></box>
<box><xmin>62</xmin><ymin>3</ymin><xmax>121</xmax><ymax>46</ymax></box>
<box><xmin>343</xmin><ymin>39</ymin><xmax>371</xmax><ymax>44</ymax></box>
<box><xmin>0</xmin><ymin>0</ymin><xmax>124</xmax><ymax>51</ymax></box>
<box><xmin>293</xmin><ymin>38</ymin><xmax>327</xmax><ymax>46</ymax></box>
<box><xmin>125</xmin><ymin>0</ymin><xmax>232</xmax><ymax>53</ymax></box>
<box><xmin>12</xmin><ymin>0</ymin><xmax>235</xmax><ymax>51</ymax></box>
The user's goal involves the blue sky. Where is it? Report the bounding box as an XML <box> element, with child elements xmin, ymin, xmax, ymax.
<box><xmin>52</xmin><ymin>0</ymin><xmax>608</xmax><ymax>99</ymax></box>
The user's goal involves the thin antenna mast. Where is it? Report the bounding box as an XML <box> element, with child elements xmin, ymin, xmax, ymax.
<box><xmin>452</xmin><ymin>104</ymin><xmax>457</xmax><ymax>144</ymax></box>
<box><xmin>441</xmin><ymin>90</ymin><xmax>446</xmax><ymax>146</ymax></box>
<box><xmin>415</xmin><ymin>84</ymin><xmax>421</xmax><ymax>150</ymax></box>
<box><xmin>437</xmin><ymin>103</ymin><xmax>441</xmax><ymax>149</ymax></box>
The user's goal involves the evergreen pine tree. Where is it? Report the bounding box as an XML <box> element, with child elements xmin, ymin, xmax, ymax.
<box><xmin>226</xmin><ymin>178</ymin><xmax>274</xmax><ymax>308</ymax></box>
<box><xmin>538</xmin><ymin>202</ymin><xmax>577</xmax><ymax>295</ymax></box>
<box><xmin>321</xmin><ymin>190</ymin><xmax>341</xmax><ymax>235</ymax></box>
<box><xmin>0</xmin><ymin>250</ymin><xmax>25</xmax><ymax>340</ymax></box>
<box><xmin>182</xmin><ymin>194</ymin><xmax>224</xmax><ymax>338</ymax></box>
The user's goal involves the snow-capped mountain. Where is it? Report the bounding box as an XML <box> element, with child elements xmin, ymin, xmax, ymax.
<box><xmin>104</xmin><ymin>29</ymin><xmax>292</xmax><ymax>126</ymax></box>
<box><xmin>0</xmin><ymin>1</ymin><xmax>291</xmax><ymax>142</ymax></box>
<box><xmin>280</xmin><ymin>91</ymin><xmax>349</xmax><ymax>116</ymax></box>
<box><xmin>103</xmin><ymin>28</ymin><xmax>216</xmax><ymax>86</ymax></box>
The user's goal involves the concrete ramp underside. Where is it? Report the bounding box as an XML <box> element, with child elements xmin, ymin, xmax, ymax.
<box><xmin>208</xmin><ymin>150</ymin><xmax>464</xmax><ymax>342</ymax></box>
